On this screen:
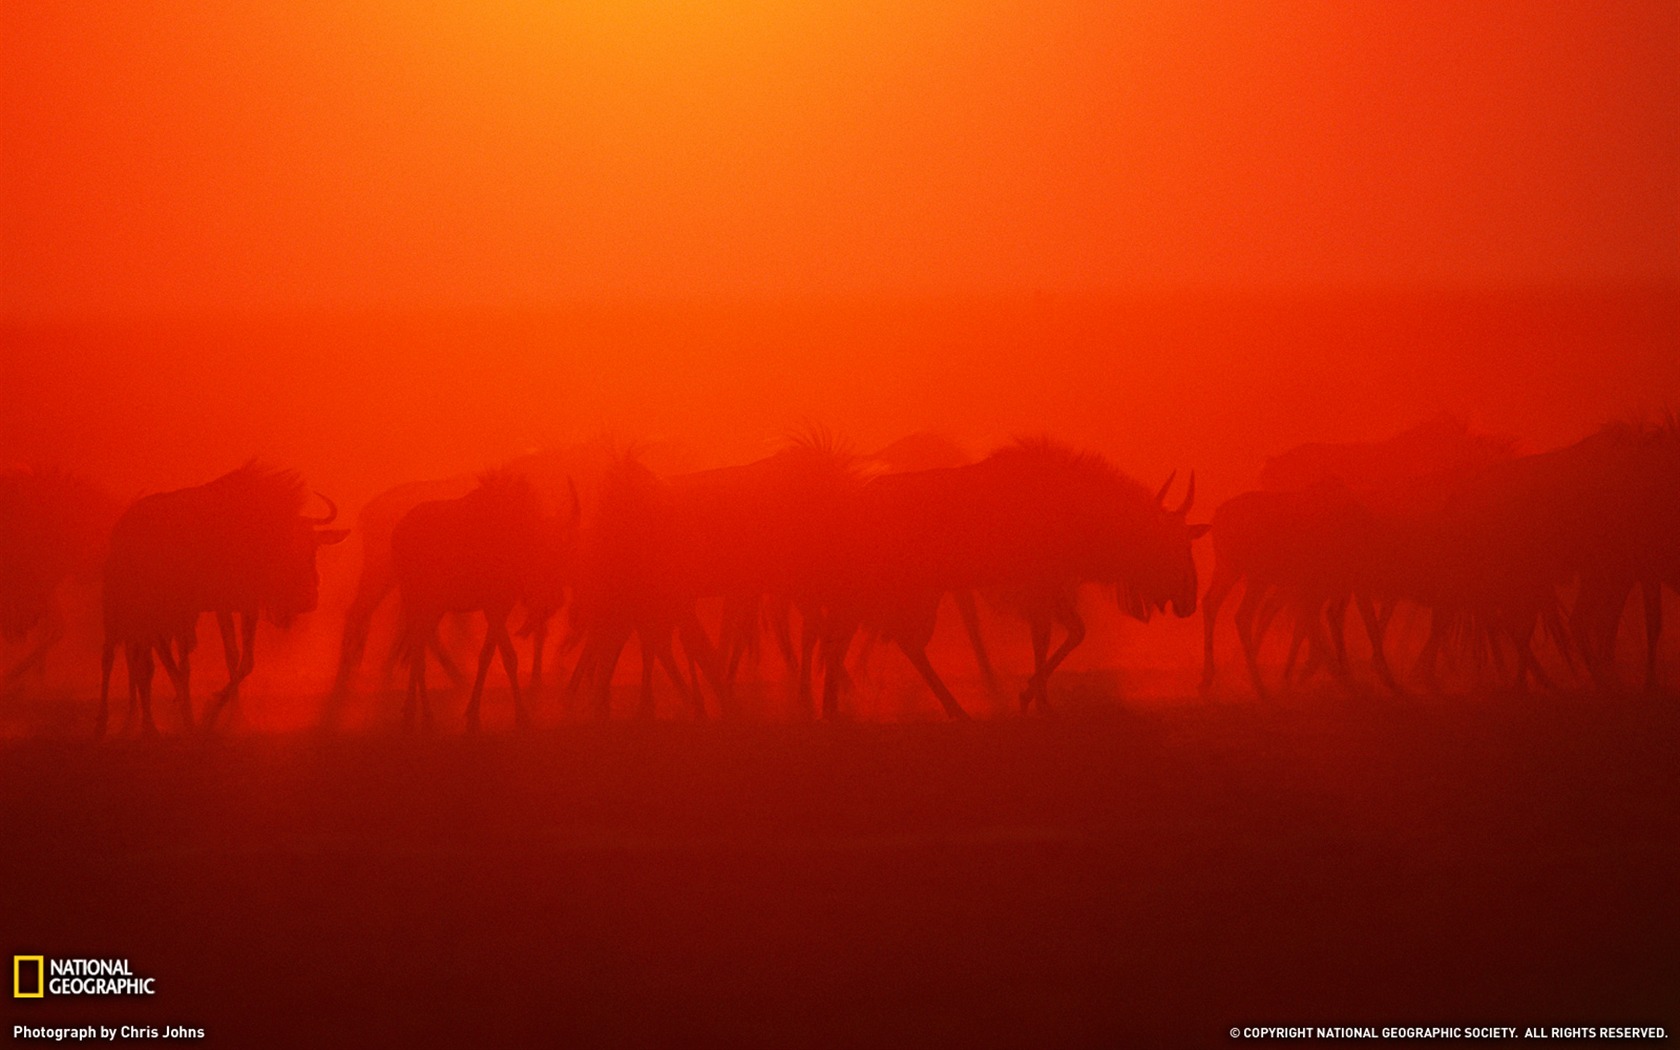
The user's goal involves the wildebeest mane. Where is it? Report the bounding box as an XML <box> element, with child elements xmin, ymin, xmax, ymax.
<box><xmin>193</xmin><ymin>461</ymin><xmax>310</xmax><ymax>525</ymax></box>
<box><xmin>987</xmin><ymin>437</ymin><xmax>1157</xmax><ymax>514</ymax></box>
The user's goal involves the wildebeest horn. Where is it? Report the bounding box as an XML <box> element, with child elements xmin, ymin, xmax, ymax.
<box><xmin>1172</xmin><ymin>471</ymin><xmax>1195</xmax><ymax>516</ymax></box>
<box><xmin>303</xmin><ymin>491</ymin><xmax>338</xmax><ymax>526</ymax></box>
<box><xmin>1155</xmin><ymin>470</ymin><xmax>1178</xmax><ymax>507</ymax></box>
<box><xmin>566</xmin><ymin>477</ymin><xmax>581</xmax><ymax>527</ymax></box>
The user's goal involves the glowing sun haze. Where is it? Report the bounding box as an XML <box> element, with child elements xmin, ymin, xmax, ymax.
<box><xmin>3</xmin><ymin>0</ymin><xmax>1675</xmax><ymax>316</ymax></box>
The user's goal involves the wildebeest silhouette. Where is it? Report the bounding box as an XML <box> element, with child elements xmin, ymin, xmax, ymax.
<box><xmin>1199</xmin><ymin>482</ymin><xmax>1384</xmax><ymax>699</ymax></box>
<box><xmin>1206</xmin><ymin>414</ymin><xmax>1680</xmax><ymax>699</ymax></box>
<box><xmin>817</xmin><ymin>439</ymin><xmax>1208</xmax><ymax>719</ymax></box>
<box><xmin>98</xmin><ymin>464</ymin><xmax>348</xmax><ymax>735</ymax></box>
<box><xmin>1410</xmin><ymin>420</ymin><xmax>1679</xmax><ymax>694</ymax></box>
<box><xmin>391</xmin><ymin>471</ymin><xmax>577</xmax><ymax>731</ymax></box>
<box><xmin>565</xmin><ymin>438</ymin><xmax>859</xmax><ymax>719</ymax></box>
<box><xmin>1259</xmin><ymin>412</ymin><xmax>1516</xmax><ymax>493</ymax></box>
<box><xmin>1556</xmin><ymin>418</ymin><xmax>1680</xmax><ymax>692</ymax></box>
<box><xmin>325</xmin><ymin>441</ymin><xmax>687</xmax><ymax>721</ymax></box>
<box><xmin>1201</xmin><ymin>416</ymin><xmax>1521</xmax><ymax>698</ymax></box>
<box><xmin>855</xmin><ymin>433</ymin><xmax>1000</xmax><ymax>699</ymax></box>
<box><xmin>0</xmin><ymin>467</ymin><xmax>118</xmax><ymax>692</ymax></box>
<box><xmin>328</xmin><ymin>474</ymin><xmax>478</xmax><ymax>710</ymax></box>
<box><xmin>563</xmin><ymin>457</ymin><xmax>718</xmax><ymax>719</ymax></box>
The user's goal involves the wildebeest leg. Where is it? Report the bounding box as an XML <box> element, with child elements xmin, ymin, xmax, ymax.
<box><xmin>1281</xmin><ymin>601</ymin><xmax>1317</xmax><ymax>685</ymax></box>
<box><xmin>1023</xmin><ymin>599</ymin><xmax>1086</xmax><ymax>713</ymax></box>
<box><xmin>1518</xmin><ymin>601</ymin><xmax>1565</xmax><ymax>692</ymax></box>
<box><xmin>402</xmin><ymin>638</ymin><xmax>420</xmax><ymax>732</ymax></box>
<box><xmin>214</xmin><ymin>608</ymin><xmax>239</xmax><ymax>700</ymax></box>
<box><xmin>817</xmin><ymin>611</ymin><xmax>858</xmax><ymax>719</ymax></box>
<box><xmin>1568</xmin><ymin>584</ymin><xmax>1603</xmax><ymax>686</ymax></box>
<box><xmin>1233</xmin><ymin>584</ymin><xmax>1271</xmax><ymax>700</ymax></box>
<box><xmin>654</xmin><ymin>635</ymin><xmax>705</xmax><ymax>720</ymax></box>
<box><xmin>1516</xmin><ymin>642</ymin><xmax>1553</xmax><ymax>693</ymax></box>
<box><xmin>156</xmin><ymin>636</ymin><xmax>194</xmax><ymax>731</ymax></box>
<box><xmin>399</xmin><ymin>619</ymin><xmax>428</xmax><ymax>732</ymax></box>
<box><xmin>235</xmin><ymin>612</ymin><xmax>257</xmax><ymax>691</ymax></box>
<box><xmin>527</xmin><ymin>613</ymin><xmax>549</xmax><ymax>696</ymax></box>
<box><xmin>1303</xmin><ymin>615</ymin><xmax>1344</xmax><ymax>688</ymax></box>
<box><xmin>1642</xmin><ymin>579</ymin><xmax>1663</xmax><ymax>693</ymax></box>
<box><xmin>720</xmin><ymin>596</ymin><xmax>755</xmax><ymax>689</ymax></box>
<box><xmin>794</xmin><ymin>607</ymin><xmax>820</xmax><ymax>718</ymax></box>
<box><xmin>1023</xmin><ymin>613</ymin><xmax>1051</xmax><ymax>713</ymax></box>
<box><xmin>819</xmin><ymin>615</ymin><xmax>859</xmax><ymax>719</ymax></box>
<box><xmin>464</xmin><ymin>621</ymin><xmax>498</xmax><ymax>732</ymax></box>
<box><xmin>327</xmin><ymin>571</ymin><xmax>395</xmax><ymax>720</ymax></box>
<box><xmin>1254</xmin><ymin>589</ymin><xmax>1287</xmax><ymax>670</ymax></box>
<box><xmin>405</xmin><ymin>625</ymin><xmax>434</xmax><ymax>733</ymax></box>
<box><xmin>426</xmin><ymin>633</ymin><xmax>467</xmax><ymax>688</ymax></box>
<box><xmin>1357</xmin><ymin>594</ymin><xmax>1400</xmax><ymax>692</ymax></box>
<box><xmin>131</xmin><ymin>643</ymin><xmax>158</xmax><ymax>735</ymax></box>
<box><xmin>1571</xmin><ymin>578</ymin><xmax>1622</xmax><ymax>689</ymax></box>
<box><xmin>637</xmin><ymin>636</ymin><xmax>658</xmax><ymax>718</ymax></box>
<box><xmin>1325</xmin><ymin>594</ymin><xmax>1353</xmax><ymax>679</ymax></box>
<box><xmin>896</xmin><ymin>639</ymin><xmax>969</xmax><ymax>720</ymax></box>
<box><xmin>1477</xmin><ymin>617</ymin><xmax>1509</xmax><ymax>689</ymax></box>
<box><xmin>589</xmin><ymin>628</ymin><xmax>632</xmax><ymax>719</ymax></box>
<box><xmin>953</xmin><ymin>591</ymin><xmax>999</xmax><ymax>696</ymax></box>
<box><xmin>1512</xmin><ymin>613</ymin><xmax>1556</xmax><ymax>693</ymax></box>
<box><xmin>1199</xmin><ymin>568</ymin><xmax>1239</xmax><ymax>692</ymax></box>
<box><xmin>1410</xmin><ymin>609</ymin><xmax>1447</xmax><ymax>692</ymax></box>
<box><xmin>677</xmin><ymin>612</ymin><xmax>733</xmax><ymax>717</ymax></box>
<box><xmin>490</xmin><ymin>615</ymin><xmax>528</xmax><ymax>729</ymax></box>
<box><xmin>205</xmin><ymin>613</ymin><xmax>255</xmax><ymax>731</ymax></box>
<box><xmin>1310</xmin><ymin>595</ymin><xmax>1357</xmax><ymax>696</ymax></box>
<box><xmin>97</xmin><ymin>640</ymin><xmax>118</xmax><ymax>738</ymax></box>
<box><xmin>562</xmin><ymin>632</ymin><xmax>603</xmax><ymax>716</ymax></box>
<box><xmin>563</xmin><ymin>633</ymin><xmax>597</xmax><ymax>704</ymax></box>
<box><xmin>773</xmin><ymin>599</ymin><xmax>801</xmax><ymax>678</ymax></box>
<box><xmin>123</xmin><ymin>644</ymin><xmax>142</xmax><ymax>731</ymax></box>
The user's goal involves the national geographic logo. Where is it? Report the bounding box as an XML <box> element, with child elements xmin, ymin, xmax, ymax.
<box><xmin>13</xmin><ymin>957</ymin><xmax>156</xmax><ymax>997</ymax></box>
<box><xmin>13</xmin><ymin>957</ymin><xmax>43</xmax><ymax>998</ymax></box>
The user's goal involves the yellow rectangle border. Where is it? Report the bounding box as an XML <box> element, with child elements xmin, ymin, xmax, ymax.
<box><xmin>14</xmin><ymin>955</ymin><xmax>45</xmax><ymax>998</ymax></box>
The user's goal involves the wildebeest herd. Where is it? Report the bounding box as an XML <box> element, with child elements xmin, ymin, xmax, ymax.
<box><xmin>2</xmin><ymin>413</ymin><xmax>1677</xmax><ymax>734</ymax></box>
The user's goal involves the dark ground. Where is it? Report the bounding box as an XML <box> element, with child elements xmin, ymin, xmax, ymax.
<box><xmin>4</xmin><ymin>691</ymin><xmax>1676</xmax><ymax>1048</ymax></box>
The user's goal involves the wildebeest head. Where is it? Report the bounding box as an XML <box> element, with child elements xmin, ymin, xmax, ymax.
<box><xmin>267</xmin><ymin>493</ymin><xmax>349</xmax><ymax>627</ymax></box>
<box><xmin>1119</xmin><ymin>471</ymin><xmax>1210</xmax><ymax>621</ymax></box>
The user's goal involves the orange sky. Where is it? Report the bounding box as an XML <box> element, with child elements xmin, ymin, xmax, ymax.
<box><xmin>4</xmin><ymin>0</ymin><xmax>1675</xmax><ymax>316</ymax></box>
<box><xmin>2</xmin><ymin>0</ymin><xmax>1677</xmax><ymax>508</ymax></box>
<box><xmin>1</xmin><ymin>1</ymin><xmax>1678</xmax><ymax>703</ymax></box>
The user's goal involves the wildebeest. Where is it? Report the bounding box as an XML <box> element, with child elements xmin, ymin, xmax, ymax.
<box><xmin>1557</xmin><ymin>419</ymin><xmax>1680</xmax><ymax>692</ymax></box>
<box><xmin>1</xmin><ymin>467</ymin><xmax>116</xmax><ymax>692</ymax></box>
<box><xmin>854</xmin><ymin>433</ymin><xmax>1001</xmax><ymax>699</ymax></box>
<box><xmin>325</xmin><ymin>441</ymin><xmax>688</xmax><ymax>722</ymax></box>
<box><xmin>1198</xmin><ymin>482</ymin><xmax>1387</xmax><ymax>698</ymax></box>
<box><xmin>817</xmin><ymin>439</ymin><xmax>1207</xmax><ymax>719</ymax></box>
<box><xmin>1409</xmin><ymin>420</ymin><xmax>1678</xmax><ymax>694</ymax></box>
<box><xmin>98</xmin><ymin>464</ymin><xmax>348</xmax><ymax>735</ymax></box>
<box><xmin>1259</xmin><ymin>412</ymin><xmax>1516</xmax><ymax>494</ymax></box>
<box><xmin>1201</xmin><ymin>416</ymin><xmax>1521</xmax><ymax>698</ymax></box>
<box><xmin>392</xmin><ymin>471</ymin><xmax>577</xmax><ymax>731</ymax></box>
<box><xmin>327</xmin><ymin>474</ymin><xmax>478</xmax><ymax>712</ymax></box>
<box><xmin>565</xmin><ymin>438</ymin><xmax>859</xmax><ymax>719</ymax></box>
